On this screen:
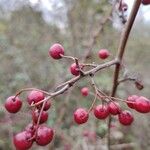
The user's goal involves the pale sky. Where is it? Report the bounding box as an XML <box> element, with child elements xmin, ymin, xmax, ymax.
<box><xmin>29</xmin><ymin>0</ymin><xmax>150</xmax><ymax>21</ymax></box>
<box><xmin>125</xmin><ymin>0</ymin><xmax>150</xmax><ymax>21</ymax></box>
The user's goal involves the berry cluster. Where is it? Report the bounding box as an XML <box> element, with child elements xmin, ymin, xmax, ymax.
<box><xmin>48</xmin><ymin>43</ymin><xmax>150</xmax><ymax>126</ymax></box>
<box><xmin>75</xmin><ymin>90</ymin><xmax>150</xmax><ymax>126</ymax></box>
<box><xmin>5</xmin><ymin>91</ymin><xmax>53</xmax><ymax>150</ymax></box>
<box><xmin>13</xmin><ymin>125</ymin><xmax>54</xmax><ymax>150</ymax></box>
<box><xmin>4</xmin><ymin>42</ymin><xmax>150</xmax><ymax>149</ymax></box>
<box><xmin>127</xmin><ymin>95</ymin><xmax>150</xmax><ymax>113</ymax></box>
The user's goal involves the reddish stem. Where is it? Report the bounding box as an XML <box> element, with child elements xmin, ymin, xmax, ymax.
<box><xmin>108</xmin><ymin>0</ymin><xmax>142</xmax><ymax>149</ymax></box>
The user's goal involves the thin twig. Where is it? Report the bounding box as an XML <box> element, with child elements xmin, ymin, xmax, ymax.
<box><xmin>82</xmin><ymin>63</ymin><xmax>97</xmax><ymax>67</ymax></box>
<box><xmin>55</xmin><ymin>60</ymin><xmax>118</xmax><ymax>90</ymax></box>
<box><xmin>74</xmin><ymin>58</ymin><xmax>85</xmax><ymax>76</ymax></box>
<box><xmin>88</xmin><ymin>77</ymin><xmax>98</xmax><ymax>113</ymax></box>
<box><xmin>110</xmin><ymin>142</ymin><xmax>136</xmax><ymax>150</ymax></box>
<box><xmin>60</xmin><ymin>54</ymin><xmax>76</xmax><ymax>61</ymax></box>
<box><xmin>117</xmin><ymin>77</ymin><xmax>136</xmax><ymax>85</ymax></box>
<box><xmin>14</xmin><ymin>88</ymin><xmax>51</xmax><ymax>99</ymax></box>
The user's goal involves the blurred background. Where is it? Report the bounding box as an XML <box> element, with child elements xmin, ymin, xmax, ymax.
<box><xmin>0</xmin><ymin>0</ymin><xmax>150</xmax><ymax>149</ymax></box>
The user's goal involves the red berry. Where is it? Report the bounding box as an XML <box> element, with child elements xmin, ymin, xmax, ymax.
<box><xmin>74</xmin><ymin>108</ymin><xmax>89</xmax><ymax>124</ymax></box>
<box><xmin>37</xmin><ymin>101</ymin><xmax>51</xmax><ymax>111</ymax></box>
<box><xmin>13</xmin><ymin>131</ymin><xmax>33</xmax><ymax>150</ymax></box>
<box><xmin>118</xmin><ymin>110</ymin><xmax>134</xmax><ymax>126</ymax></box>
<box><xmin>98</xmin><ymin>49</ymin><xmax>110</xmax><ymax>59</ymax></box>
<box><xmin>38</xmin><ymin>101</ymin><xmax>52</xmax><ymax>111</ymax></box>
<box><xmin>5</xmin><ymin>96</ymin><xmax>22</xmax><ymax>113</ymax></box>
<box><xmin>81</xmin><ymin>87</ymin><xmax>89</xmax><ymax>96</ymax></box>
<box><xmin>134</xmin><ymin>96</ymin><xmax>150</xmax><ymax>113</ymax></box>
<box><xmin>43</xmin><ymin>101</ymin><xmax>51</xmax><ymax>111</ymax></box>
<box><xmin>49</xmin><ymin>43</ymin><xmax>64</xmax><ymax>59</ymax></box>
<box><xmin>32</xmin><ymin>110</ymin><xmax>48</xmax><ymax>124</ymax></box>
<box><xmin>25</xmin><ymin>123</ymin><xmax>36</xmax><ymax>135</ymax></box>
<box><xmin>94</xmin><ymin>105</ymin><xmax>109</xmax><ymax>119</ymax></box>
<box><xmin>142</xmin><ymin>0</ymin><xmax>150</xmax><ymax>5</ymax></box>
<box><xmin>36</xmin><ymin>126</ymin><xmax>54</xmax><ymax>146</ymax></box>
<box><xmin>27</xmin><ymin>90</ymin><xmax>44</xmax><ymax>105</ymax></box>
<box><xmin>126</xmin><ymin>95</ymin><xmax>138</xmax><ymax>109</ymax></box>
<box><xmin>70</xmin><ymin>63</ymin><xmax>81</xmax><ymax>76</ymax></box>
<box><xmin>108</xmin><ymin>102</ymin><xmax>121</xmax><ymax>115</ymax></box>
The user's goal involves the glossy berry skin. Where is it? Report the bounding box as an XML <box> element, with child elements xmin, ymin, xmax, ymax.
<box><xmin>49</xmin><ymin>43</ymin><xmax>64</xmax><ymax>59</ymax></box>
<box><xmin>43</xmin><ymin>101</ymin><xmax>51</xmax><ymax>111</ymax></box>
<box><xmin>142</xmin><ymin>0</ymin><xmax>150</xmax><ymax>5</ymax></box>
<box><xmin>127</xmin><ymin>95</ymin><xmax>138</xmax><ymax>109</ymax></box>
<box><xmin>74</xmin><ymin>108</ymin><xmax>89</xmax><ymax>124</ymax></box>
<box><xmin>134</xmin><ymin>96</ymin><xmax>150</xmax><ymax>113</ymax></box>
<box><xmin>36</xmin><ymin>126</ymin><xmax>54</xmax><ymax>146</ymax></box>
<box><xmin>94</xmin><ymin>105</ymin><xmax>109</xmax><ymax>119</ymax></box>
<box><xmin>118</xmin><ymin>110</ymin><xmax>134</xmax><ymax>126</ymax></box>
<box><xmin>27</xmin><ymin>90</ymin><xmax>44</xmax><ymax>105</ymax></box>
<box><xmin>81</xmin><ymin>87</ymin><xmax>89</xmax><ymax>96</ymax></box>
<box><xmin>32</xmin><ymin>110</ymin><xmax>48</xmax><ymax>124</ymax></box>
<box><xmin>108</xmin><ymin>102</ymin><xmax>121</xmax><ymax>115</ymax></box>
<box><xmin>25</xmin><ymin>123</ymin><xmax>36</xmax><ymax>135</ymax></box>
<box><xmin>5</xmin><ymin>96</ymin><xmax>22</xmax><ymax>113</ymax></box>
<box><xmin>98</xmin><ymin>49</ymin><xmax>110</xmax><ymax>59</ymax></box>
<box><xmin>38</xmin><ymin>101</ymin><xmax>51</xmax><ymax>111</ymax></box>
<box><xmin>13</xmin><ymin>131</ymin><xmax>33</xmax><ymax>150</ymax></box>
<box><xmin>70</xmin><ymin>63</ymin><xmax>82</xmax><ymax>76</ymax></box>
